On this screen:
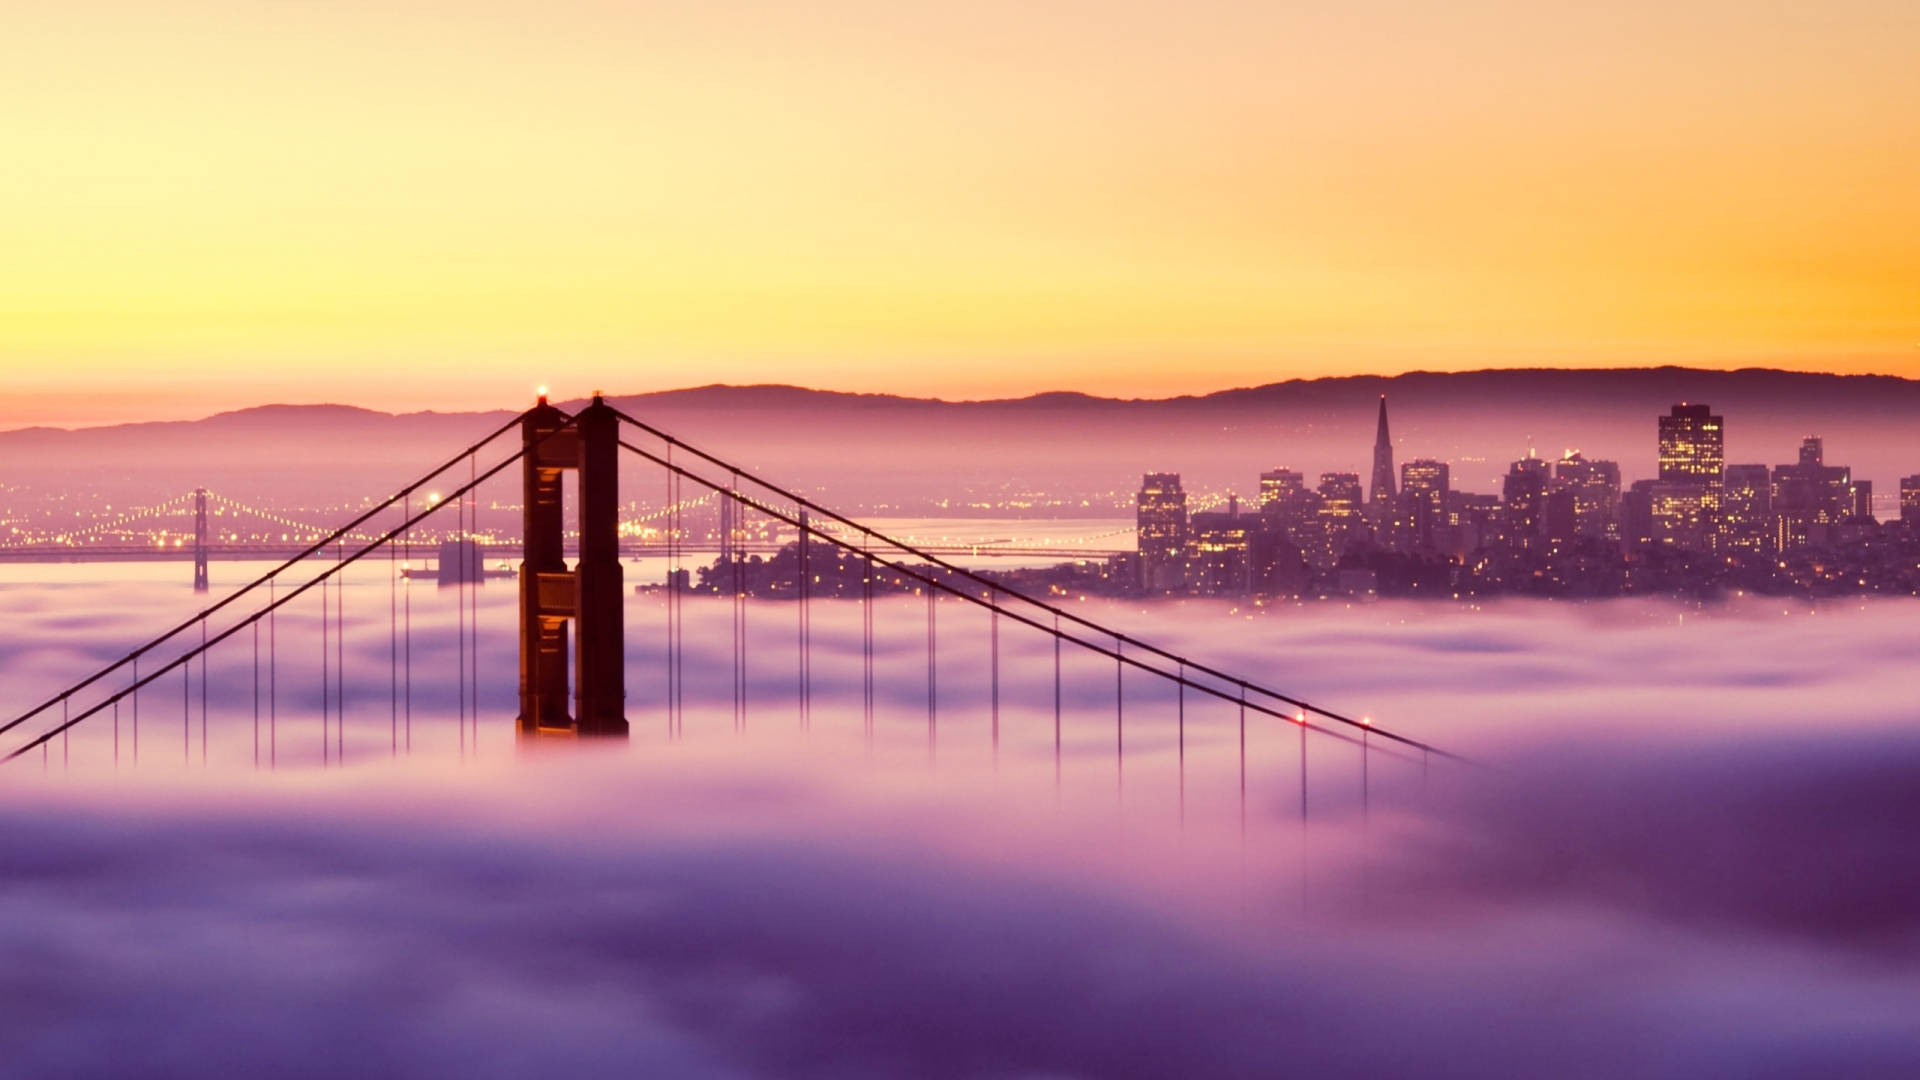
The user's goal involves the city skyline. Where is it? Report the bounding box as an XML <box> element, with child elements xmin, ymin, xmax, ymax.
<box><xmin>1129</xmin><ymin>394</ymin><xmax>1920</xmax><ymax>599</ymax></box>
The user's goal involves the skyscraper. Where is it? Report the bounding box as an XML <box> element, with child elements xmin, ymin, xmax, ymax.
<box><xmin>1658</xmin><ymin>403</ymin><xmax>1725</xmax><ymax>483</ymax></box>
<box><xmin>1553</xmin><ymin>452</ymin><xmax>1621</xmax><ymax>542</ymax></box>
<box><xmin>1257</xmin><ymin>467</ymin><xmax>1317</xmax><ymax>548</ymax></box>
<box><xmin>1369</xmin><ymin>395</ymin><xmax>1396</xmax><ymax>510</ymax></box>
<box><xmin>1502</xmin><ymin>455</ymin><xmax>1550</xmax><ymax>553</ymax></box>
<box><xmin>1399</xmin><ymin>458</ymin><xmax>1449</xmax><ymax>552</ymax></box>
<box><xmin>1720</xmin><ymin>464</ymin><xmax>1773</xmax><ymax>554</ymax></box>
<box><xmin>1135</xmin><ymin>473</ymin><xmax>1187</xmax><ymax>592</ymax></box>
<box><xmin>1771</xmin><ymin>437</ymin><xmax>1855</xmax><ymax>550</ymax></box>
<box><xmin>1310</xmin><ymin>472</ymin><xmax>1365</xmax><ymax>569</ymax></box>
<box><xmin>1187</xmin><ymin>498</ymin><xmax>1253</xmax><ymax>596</ymax></box>
<box><xmin>1902</xmin><ymin>475</ymin><xmax>1920</xmax><ymax>526</ymax></box>
<box><xmin>1654</xmin><ymin>403</ymin><xmax>1724</xmax><ymax>552</ymax></box>
<box><xmin>1258</xmin><ymin>468</ymin><xmax>1305</xmax><ymax>508</ymax></box>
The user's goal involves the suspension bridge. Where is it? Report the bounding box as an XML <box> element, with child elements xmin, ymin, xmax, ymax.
<box><xmin>0</xmin><ymin>487</ymin><xmax>1136</xmax><ymax>565</ymax></box>
<box><xmin>1</xmin><ymin>395</ymin><xmax>1461</xmax><ymax>827</ymax></box>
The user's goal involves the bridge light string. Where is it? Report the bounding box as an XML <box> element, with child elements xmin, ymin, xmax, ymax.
<box><xmin>0</xmin><ymin>491</ymin><xmax>198</xmax><ymax>549</ymax></box>
<box><xmin>0</xmin><ymin>411</ymin><xmax>535</xmax><ymax>747</ymax></box>
<box><xmin>612</xmin><ymin>436</ymin><xmax>1424</xmax><ymax>766</ymax></box>
<box><xmin>604</xmin><ymin>405</ymin><xmax>1460</xmax><ymax>764</ymax></box>
<box><xmin>1</xmin><ymin>415</ymin><xmax>565</xmax><ymax>761</ymax></box>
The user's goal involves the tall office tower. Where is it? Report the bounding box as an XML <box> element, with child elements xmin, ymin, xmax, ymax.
<box><xmin>1649</xmin><ymin>481</ymin><xmax>1712</xmax><ymax>551</ymax></box>
<box><xmin>1770</xmin><ymin>436</ymin><xmax>1855</xmax><ymax>550</ymax></box>
<box><xmin>1553</xmin><ymin>452</ymin><xmax>1621</xmax><ymax>541</ymax></box>
<box><xmin>1187</xmin><ymin>500</ymin><xmax>1254</xmax><ymax>596</ymax></box>
<box><xmin>1258</xmin><ymin>468</ymin><xmax>1305</xmax><ymax>508</ymax></box>
<box><xmin>1445</xmin><ymin>492</ymin><xmax>1504</xmax><ymax>558</ymax></box>
<box><xmin>1720</xmin><ymin>465</ymin><xmax>1773</xmax><ymax>555</ymax></box>
<box><xmin>1258</xmin><ymin>467</ymin><xmax>1317</xmax><ymax>548</ymax></box>
<box><xmin>1658</xmin><ymin>403</ymin><xmax>1725</xmax><ymax>483</ymax></box>
<box><xmin>1850</xmin><ymin>480</ymin><xmax>1874</xmax><ymax>521</ymax></box>
<box><xmin>1502</xmin><ymin>455</ymin><xmax>1551</xmax><ymax>553</ymax></box>
<box><xmin>1369</xmin><ymin>396</ymin><xmax>1396</xmax><ymax>510</ymax></box>
<box><xmin>1902</xmin><ymin>475</ymin><xmax>1920</xmax><ymax>526</ymax></box>
<box><xmin>1399</xmin><ymin>458</ymin><xmax>1450</xmax><ymax>552</ymax></box>
<box><xmin>1621</xmin><ymin>480</ymin><xmax>1656</xmax><ymax>550</ymax></box>
<box><xmin>1309</xmin><ymin>472</ymin><xmax>1366</xmax><ymax>569</ymax></box>
<box><xmin>1656</xmin><ymin>403</ymin><xmax>1724</xmax><ymax>552</ymax></box>
<box><xmin>1135</xmin><ymin>473</ymin><xmax>1188</xmax><ymax>592</ymax></box>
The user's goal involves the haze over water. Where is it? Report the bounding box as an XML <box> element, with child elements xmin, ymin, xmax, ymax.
<box><xmin>5</xmin><ymin>557</ymin><xmax>1919</xmax><ymax>1076</ymax></box>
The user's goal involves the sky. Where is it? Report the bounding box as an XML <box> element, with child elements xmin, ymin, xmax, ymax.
<box><xmin>5</xmin><ymin>0</ymin><xmax>1919</xmax><ymax>425</ymax></box>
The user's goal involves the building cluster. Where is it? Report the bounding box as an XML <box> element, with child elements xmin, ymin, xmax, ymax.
<box><xmin>1124</xmin><ymin>399</ymin><xmax>1920</xmax><ymax>598</ymax></box>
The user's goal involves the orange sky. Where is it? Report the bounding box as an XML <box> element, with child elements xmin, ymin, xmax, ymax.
<box><xmin>4</xmin><ymin>0</ymin><xmax>1918</xmax><ymax>426</ymax></box>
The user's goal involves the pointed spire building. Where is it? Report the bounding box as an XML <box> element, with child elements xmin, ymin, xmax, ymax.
<box><xmin>1369</xmin><ymin>395</ymin><xmax>1396</xmax><ymax>508</ymax></box>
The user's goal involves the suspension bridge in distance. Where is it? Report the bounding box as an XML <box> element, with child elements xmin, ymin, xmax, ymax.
<box><xmin>0</xmin><ymin>487</ymin><xmax>1134</xmax><ymax>568</ymax></box>
<box><xmin>2</xmin><ymin>394</ymin><xmax>1462</xmax><ymax>829</ymax></box>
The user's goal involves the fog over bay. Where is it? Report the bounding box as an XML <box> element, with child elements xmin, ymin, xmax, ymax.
<box><xmin>3</xmin><ymin>564</ymin><xmax>1918</xmax><ymax>1077</ymax></box>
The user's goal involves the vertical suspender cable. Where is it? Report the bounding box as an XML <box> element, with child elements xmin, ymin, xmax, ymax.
<box><xmin>390</xmin><ymin>500</ymin><xmax>398</xmax><ymax>757</ymax></box>
<box><xmin>253</xmin><ymin>620</ymin><xmax>260</xmax><ymax>769</ymax></box>
<box><xmin>1177</xmin><ymin>661</ymin><xmax>1185</xmax><ymax>826</ymax></box>
<box><xmin>336</xmin><ymin>540</ymin><xmax>344</xmax><ymax>764</ymax></box>
<box><xmin>665</xmin><ymin>447</ymin><xmax>675</xmax><ymax>737</ymax></box>
<box><xmin>322</xmin><ymin>548</ymin><xmax>331</xmax><ymax>767</ymax></box>
<box><xmin>200</xmin><ymin>617</ymin><xmax>208</xmax><ymax>765</ymax></box>
<box><xmin>990</xmin><ymin>595</ymin><xmax>999</xmax><ymax>764</ymax></box>
<box><xmin>1239</xmin><ymin>687</ymin><xmax>1247</xmax><ymax>845</ymax></box>
<box><xmin>469</xmin><ymin>453</ymin><xmax>478</xmax><ymax>753</ymax></box>
<box><xmin>926</xmin><ymin>585</ymin><xmax>935</xmax><ymax>763</ymax></box>
<box><xmin>403</xmin><ymin>497</ymin><xmax>412</xmax><ymax>753</ymax></box>
<box><xmin>457</xmin><ymin>485</ymin><xmax>466</xmax><ymax>759</ymax></box>
<box><xmin>674</xmin><ymin>468</ymin><xmax>684</xmax><ymax>735</ymax></box>
<box><xmin>729</xmin><ymin>475</ymin><xmax>740</xmax><ymax>733</ymax></box>
<box><xmin>269</xmin><ymin>576</ymin><xmax>277</xmax><ymax>769</ymax></box>
<box><xmin>796</xmin><ymin>508</ymin><xmax>806</xmax><ymax>731</ymax></box>
<box><xmin>738</xmin><ymin>484</ymin><xmax>748</xmax><ymax>730</ymax></box>
<box><xmin>864</xmin><ymin>540</ymin><xmax>875</xmax><ymax>744</ymax></box>
<box><xmin>1053</xmin><ymin>613</ymin><xmax>1061</xmax><ymax>793</ymax></box>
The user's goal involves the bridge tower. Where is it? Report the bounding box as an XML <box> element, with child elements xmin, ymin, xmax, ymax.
<box><xmin>517</xmin><ymin>394</ymin><xmax>628</xmax><ymax>738</ymax></box>
<box><xmin>192</xmin><ymin>488</ymin><xmax>210</xmax><ymax>593</ymax></box>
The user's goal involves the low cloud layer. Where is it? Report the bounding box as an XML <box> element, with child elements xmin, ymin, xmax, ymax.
<box><xmin>3</xmin><ymin>573</ymin><xmax>1919</xmax><ymax>1076</ymax></box>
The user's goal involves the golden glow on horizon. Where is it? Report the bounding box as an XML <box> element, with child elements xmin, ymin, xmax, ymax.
<box><xmin>4</xmin><ymin>0</ymin><xmax>1919</xmax><ymax>425</ymax></box>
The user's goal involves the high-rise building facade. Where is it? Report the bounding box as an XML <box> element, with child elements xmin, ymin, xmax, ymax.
<box><xmin>1135</xmin><ymin>473</ymin><xmax>1187</xmax><ymax>592</ymax></box>
<box><xmin>1310</xmin><ymin>472</ymin><xmax>1365</xmax><ymax>569</ymax></box>
<box><xmin>1654</xmin><ymin>403</ymin><xmax>1724</xmax><ymax>552</ymax></box>
<box><xmin>1258</xmin><ymin>467</ymin><xmax>1319</xmax><ymax>553</ymax></box>
<box><xmin>1720</xmin><ymin>465</ymin><xmax>1773</xmax><ymax>554</ymax></box>
<box><xmin>1502</xmin><ymin>455</ymin><xmax>1550</xmax><ymax>553</ymax></box>
<box><xmin>1658</xmin><ymin>404</ymin><xmax>1725</xmax><ymax>483</ymax></box>
<box><xmin>1553</xmin><ymin>452</ymin><xmax>1621</xmax><ymax>542</ymax></box>
<box><xmin>1902</xmin><ymin>474</ymin><xmax>1920</xmax><ymax>526</ymax></box>
<box><xmin>1771</xmin><ymin>437</ymin><xmax>1855</xmax><ymax>550</ymax></box>
<box><xmin>1648</xmin><ymin>481</ymin><xmax>1711</xmax><ymax>551</ymax></box>
<box><xmin>1369</xmin><ymin>396</ymin><xmax>1396</xmax><ymax>512</ymax></box>
<box><xmin>1187</xmin><ymin>498</ymin><xmax>1253</xmax><ymax>595</ymax></box>
<box><xmin>1258</xmin><ymin>468</ymin><xmax>1305</xmax><ymax>508</ymax></box>
<box><xmin>1399</xmin><ymin>458</ymin><xmax>1450</xmax><ymax>552</ymax></box>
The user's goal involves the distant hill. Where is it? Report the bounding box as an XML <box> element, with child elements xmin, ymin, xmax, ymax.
<box><xmin>4</xmin><ymin>368</ymin><xmax>1918</xmax><ymax>512</ymax></box>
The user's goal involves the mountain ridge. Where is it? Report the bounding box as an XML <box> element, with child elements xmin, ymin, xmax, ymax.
<box><xmin>10</xmin><ymin>366</ymin><xmax>1918</xmax><ymax>436</ymax></box>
